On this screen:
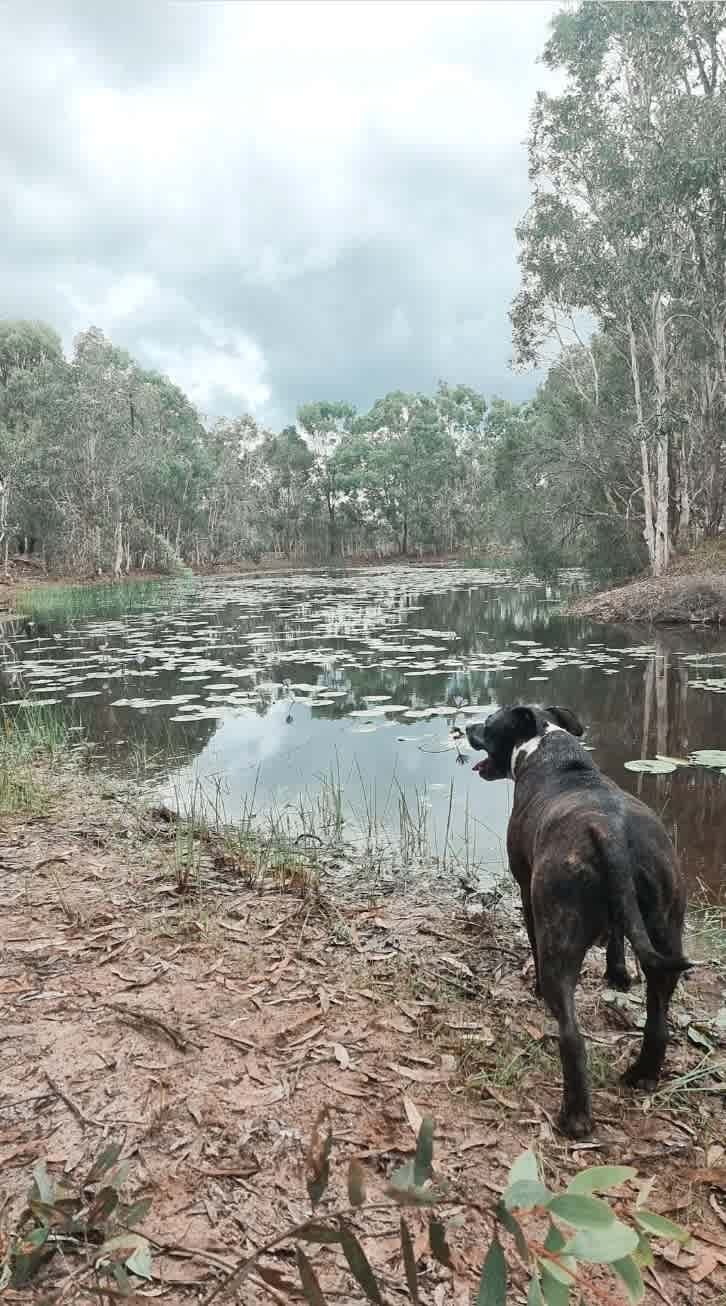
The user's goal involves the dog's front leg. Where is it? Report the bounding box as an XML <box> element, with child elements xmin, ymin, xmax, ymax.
<box><xmin>510</xmin><ymin>856</ymin><xmax>540</xmax><ymax>996</ymax></box>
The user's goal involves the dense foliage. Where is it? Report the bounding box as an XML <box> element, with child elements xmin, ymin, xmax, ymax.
<box><xmin>0</xmin><ymin>322</ymin><xmax>500</xmax><ymax>574</ymax></box>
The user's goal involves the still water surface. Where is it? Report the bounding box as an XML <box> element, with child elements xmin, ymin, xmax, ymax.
<box><xmin>2</xmin><ymin>566</ymin><xmax>725</xmax><ymax>895</ymax></box>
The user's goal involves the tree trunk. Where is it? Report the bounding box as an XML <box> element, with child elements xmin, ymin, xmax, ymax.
<box><xmin>113</xmin><ymin>511</ymin><xmax>123</xmax><ymax>580</ymax></box>
<box><xmin>629</xmin><ymin>314</ymin><xmax>658</xmax><ymax>570</ymax></box>
<box><xmin>651</xmin><ymin>295</ymin><xmax>671</xmax><ymax>576</ymax></box>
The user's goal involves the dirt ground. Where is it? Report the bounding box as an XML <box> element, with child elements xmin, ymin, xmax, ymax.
<box><xmin>1</xmin><ymin>770</ymin><xmax>725</xmax><ymax>1305</ymax></box>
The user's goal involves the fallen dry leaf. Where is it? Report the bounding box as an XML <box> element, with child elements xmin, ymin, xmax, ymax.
<box><xmin>391</xmin><ymin>1063</ymin><xmax>450</xmax><ymax>1084</ymax></box>
<box><xmin>690</xmin><ymin>1230</ymin><xmax>726</xmax><ymax>1252</ymax></box>
<box><xmin>231</xmin><ymin>1083</ymin><xmax>286</xmax><ymax>1110</ymax></box>
<box><xmin>689</xmin><ymin>1250</ymin><xmax>720</xmax><ymax>1283</ymax></box>
<box><xmin>479</xmin><ymin>1085</ymin><xmax>517</xmax><ymax>1111</ymax></box>
<box><xmin>460</xmin><ymin>1132</ymin><xmax>498</xmax><ymax>1152</ymax></box>
<box><xmin>380</xmin><ymin>1016</ymin><xmax>415</xmax><ymax>1035</ymax></box>
<box><xmin>710</xmin><ymin>1193</ymin><xmax>726</xmax><ymax>1227</ymax></box>
<box><xmin>687</xmin><ymin>1168</ymin><xmax>726</xmax><ymax>1187</ymax></box>
<box><xmin>440</xmin><ymin>953</ymin><xmax>474</xmax><ymax>978</ymax></box>
<box><xmin>658</xmin><ymin>1241</ymin><xmax>697</xmax><ymax>1270</ymax></box>
<box><xmin>322</xmin><ymin>1080</ymin><xmax>370</xmax><ymax>1099</ymax></box>
<box><xmin>333</xmin><ymin>1042</ymin><xmax>350</xmax><ymax>1070</ymax></box>
<box><xmin>707</xmin><ymin>1144</ymin><xmax>725</xmax><ymax>1167</ymax></box>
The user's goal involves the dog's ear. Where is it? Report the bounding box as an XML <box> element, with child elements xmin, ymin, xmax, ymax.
<box><xmin>510</xmin><ymin>705</ymin><xmax>537</xmax><ymax>736</ymax></box>
<box><xmin>546</xmin><ymin>705</ymin><xmax>584</xmax><ymax>737</ymax></box>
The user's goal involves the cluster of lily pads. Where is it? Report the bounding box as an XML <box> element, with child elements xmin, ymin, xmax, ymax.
<box><xmin>624</xmin><ymin>749</ymin><xmax>726</xmax><ymax>776</ymax></box>
<box><xmin>1</xmin><ymin>571</ymin><xmax>726</xmax><ymax>768</ymax></box>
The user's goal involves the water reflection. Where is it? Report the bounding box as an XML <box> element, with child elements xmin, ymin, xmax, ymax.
<box><xmin>1</xmin><ymin>567</ymin><xmax>725</xmax><ymax>895</ymax></box>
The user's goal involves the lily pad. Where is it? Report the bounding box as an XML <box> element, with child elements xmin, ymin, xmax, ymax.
<box><xmin>689</xmin><ymin>749</ymin><xmax>726</xmax><ymax>768</ymax></box>
<box><xmin>623</xmin><ymin>759</ymin><xmax>677</xmax><ymax>775</ymax></box>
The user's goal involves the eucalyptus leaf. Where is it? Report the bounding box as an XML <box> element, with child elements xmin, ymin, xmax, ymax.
<box><xmin>296</xmin><ymin>1246</ymin><xmax>329</xmax><ymax>1306</ymax></box>
<box><xmin>497</xmin><ymin>1199</ymin><xmax>529</xmax><ymax>1260</ymax></box>
<box><xmin>612</xmin><ymin>1254</ymin><xmax>645</xmax><ymax>1303</ymax></box>
<box><xmin>399</xmin><ymin>1217</ymin><xmax>420</xmax><ymax>1306</ymax></box>
<box><xmin>85</xmin><ymin>1143</ymin><xmax>123</xmax><ymax>1185</ymax></box>
<box><xmin>566</xmin><ymin>1165</ymin><xmax>636</xmax><ymax>1195</ymax></box>
<box><xmin>339</xmin><ymin>1220</ymin><xmax>383</xmax><ymax>1305</ymax></box>
<box><xmin>413</xmin><ymin>1116</ymin><xmax>434</xmax><ymax>1187</ymax></box>
<box><xmin>476</xmin><ymin>1236</ymin><xmax>507</xmax><ymax>1306</ymax></box>
<box><xmin>347</xmin><ymin>1159</ymin><xmax>366</xmax><ymax>1208</ymax></box>
<box><xmin>504</xmin><ymin>1179</ymin><xmax>551</xmax><ymax>1211</ymax></box>
<box><xmin>527</xmin><ymin>1274</ymin><xmax>545</xmax><ymax>1306</ymax></box>
<box><xmin>31</xmin><ymin>1160</ymin><xmax>55</xmax><ymax>1205</ymax></box>
<box><xmin>125</xmin><ymin>1240</ymin><xmax>152</xmax><ymax>1280</ymax></box>
<box><xmin>538</xmin><ymin>1265</ymin><xmax>571</xmax><ymax>1305</ymax></box>
<box><xmin>428</xmin><ymin>1216</ymin><xmax>453</xmax><ymax>1269</ymax></box>
<box><xmin>633</xmin><ymin>1210</ymin><xmax>691</xmax><ymax>1245</ymax></box>
<box><xmin>563</xmin><ymin>1219</ymin><xmax>639</xmax><ymax>1263</ymax></box>
<box><xmin>508</xmin><ymin>1150</ymin><xmax>540</xmax><ymax>1186</ymax></box>
<box><xmin>547</xmin><ymin>1193</ymin><xmax>615</xmax><ymax>1230</ymax></box>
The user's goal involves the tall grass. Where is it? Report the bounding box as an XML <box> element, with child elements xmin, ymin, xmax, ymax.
<box><xmin>13</xmin><ymin>577</ymin><xmax>192</xmax><ymax>624</ymax></box>
<box><xmin>163</xmin><ymin>759</ymin><xmax>504</xmax><ymax>897</ymax></box>
<box><xmin>0</xmin><ymin>702</ymin><xmax>77</xmax><ymax>814</ymax></box>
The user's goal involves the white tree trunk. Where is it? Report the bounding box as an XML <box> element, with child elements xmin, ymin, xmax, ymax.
<box><xmin>652</xmin><ymin>295</ymin><xmax>670</xmax><ymax>576</ymax></box>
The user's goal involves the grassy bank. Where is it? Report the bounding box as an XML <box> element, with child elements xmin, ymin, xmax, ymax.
<box><xmin>6</xmin><ymin>575</ymin><xmax>194</xmax><ymax>624</ymax></box>
<box><xmin>0</xmin><ymin>719</ymin><xmax>725</xmax><ymax>1302</ymax></box>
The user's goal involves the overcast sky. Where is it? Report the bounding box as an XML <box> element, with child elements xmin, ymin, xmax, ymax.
<box><xmin>3</xmin><ymin>0</ymin><xmax>559</xmax><ymax>426</ymax></box>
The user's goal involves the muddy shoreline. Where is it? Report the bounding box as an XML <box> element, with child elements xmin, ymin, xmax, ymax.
<box><xmin>1</xmin><ymin>761</ymin><xmax>724</xmax><ymax>1303</ymax></box>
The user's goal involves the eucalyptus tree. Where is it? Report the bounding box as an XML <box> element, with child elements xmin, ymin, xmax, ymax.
<box><xmin>513</xmin><ymin>1</ymin><xmax>726</xmax><ymax>574</ymax></box>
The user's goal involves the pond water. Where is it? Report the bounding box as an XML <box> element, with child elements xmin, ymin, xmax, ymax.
<box><xmin>2</xmin><ymin>565</ymin><xmax>726</xmax><ymax>896</ymax></box>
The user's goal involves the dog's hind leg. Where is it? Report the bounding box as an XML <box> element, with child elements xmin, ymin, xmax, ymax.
<box><xmin>605</xmin><ymin>930</ymin><xmax>631</xmax><ymax>991</ymax></box>
<box><xmin>622</xmin><ymin>966</ymin><xmax>679</xmax><ymax>1091</ymax></box>
<box><xmin>520</xmin><ymin>884</ymin><xmax>541</xmax><ymax>996</ymax></box>
<box><xmin>538</xmin><ymin>945</ymin><xmax>591</xmax><ymax>1139</ymax></box>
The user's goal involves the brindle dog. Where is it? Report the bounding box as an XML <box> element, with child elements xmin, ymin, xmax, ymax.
<box><xmin>466</xmin><ymin>704</ymin><xmax>689</xmax><ymax>1139</ymax></box>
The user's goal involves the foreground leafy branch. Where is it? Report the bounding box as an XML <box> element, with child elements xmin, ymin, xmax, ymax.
<box><xmin>203</xmin><ymin>1112</ymin><xmax>691</xmax><ymax>1305</ymax></box>
<box><xmin>1</xmin><ymin>1143</ymin><xmax>152</xmax><ymax>1294</ymax></box>
<box><xmin>4</xmin><ymin>1119</ymin><xmax>691</xmax><ymax>1303</ymax></box>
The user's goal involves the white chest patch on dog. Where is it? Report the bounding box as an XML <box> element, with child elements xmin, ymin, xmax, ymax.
<box><xmin>510</xmin><ymin>723</ymin><xmax>564</xmax><ymax>779</ymax></box>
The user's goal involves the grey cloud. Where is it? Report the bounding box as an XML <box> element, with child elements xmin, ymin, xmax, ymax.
<box><xmin>2</xmin><ymin>1</ymin><xmax>556</xmax><ymax>424</ymax></box>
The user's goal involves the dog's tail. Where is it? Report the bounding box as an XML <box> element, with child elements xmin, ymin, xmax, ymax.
<box><xmin>588</xmin><ymin>825</ymin><xmax>690</xmax><ymax>974</ymax></box>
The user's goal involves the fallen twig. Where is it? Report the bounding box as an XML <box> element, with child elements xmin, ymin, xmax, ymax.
<box><xmin>104</xmin><ymin>1001</ymin><xmax>198</xmax><ymax>1051</ymax></box>
<box><xmin>44</xmin><ymin>1071</ymin><xmax>100</xmax><ymax>1128</ymax></box>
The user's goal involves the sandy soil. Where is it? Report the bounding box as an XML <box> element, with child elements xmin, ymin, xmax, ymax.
<box><xmin>1</xmin><ymin>770</ymin><xmax>725</xmax><ymax>1305</ymax></box>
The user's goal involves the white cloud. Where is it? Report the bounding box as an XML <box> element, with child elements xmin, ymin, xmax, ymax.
<box><xmin>2</xmin><ymin>0</ymin><xmax>560</xmax><ymax>417</ymax></box>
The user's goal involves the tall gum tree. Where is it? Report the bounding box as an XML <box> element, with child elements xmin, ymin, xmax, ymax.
<box><xmin>512</xmin><ymin>1</ymin><xmax>726</xmax><ymax>575</ymax></box>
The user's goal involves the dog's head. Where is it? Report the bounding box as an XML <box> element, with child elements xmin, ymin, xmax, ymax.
<box><xmin>465</xmin><ymin>704</ymin><xmax>584</xmax><ymax>780</ymax></box>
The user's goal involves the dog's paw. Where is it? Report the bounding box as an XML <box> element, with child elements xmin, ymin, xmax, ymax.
<box><xmin>605</xmin><ymin>967</ymin><xmax>631</xmax><ymax>992</ymax></box>
<box><xmin>621</xmin><ymin>1063</ymin><xmax>659</xmax><ymax>1093</ymax></box>
<box><xmin>557</xmin><ymin>1109</ymin><xmax>593</xmax><ymax>1141</ymax></box>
